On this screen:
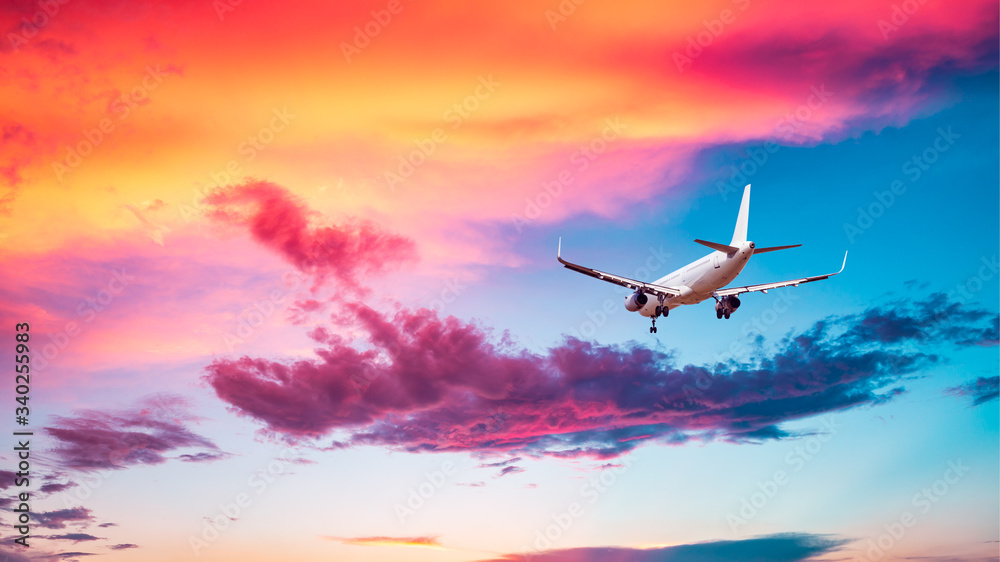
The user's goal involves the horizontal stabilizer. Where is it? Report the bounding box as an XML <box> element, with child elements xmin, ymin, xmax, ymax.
<box><xmin>695</xmin><ymin>239</ymin><xmax>739</xmax><ymax>254</ymax></box>
<box><xmin>753</xmin><ymin>244</ymin><xmax>802</xmax><ymax>254</ymax></box>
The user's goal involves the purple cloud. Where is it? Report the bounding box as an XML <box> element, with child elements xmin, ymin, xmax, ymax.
<box><xmin>205</xmin><ymin>293</ymin><xmax>996</xmax><ymax>459</ymax></box>
<box><xmin>34</xmin><ymin>507</ymin><xmax>95</xmax><ymax>530</ymax></box>
<box><xmin>477</xmin><ymin>533</ymin><xmax>845</xmax><ymax>561</ymax></box>
<box><xmin>44</xmin><ymin>394</ymin><xmax>227</xmax><ymax>471</ymax></box>
<box><xmin>946</xmin><ymin>376</ymin><xmax>1000</xmax><ymax>406</ymax></box>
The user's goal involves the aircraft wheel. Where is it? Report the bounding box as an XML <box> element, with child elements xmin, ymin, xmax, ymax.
<box><xmin>724</xmin><ymin>312</ymin><xmax>730</xmax><ymax>319</ymax></box>
<box><xmin>716</xmin><ymin>309</ymin><xmax>723</xmax><ymax>319</ymax></box>
<box><xmin>649</xmin><ymin>327</ymin><xmax>654</xmax><ymax>333</ymax></box>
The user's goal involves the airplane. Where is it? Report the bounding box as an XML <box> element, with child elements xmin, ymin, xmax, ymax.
<box><xmin>557</xmin><ymin>184</ymin><xmax>847</xmax><ymax>333</ymax></box>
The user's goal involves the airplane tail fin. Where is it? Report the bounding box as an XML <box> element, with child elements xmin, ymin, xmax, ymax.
<box><xmin>730</xmin><ymin>184</ymin><xmax>750</xmax><ymax>246</ymax></box>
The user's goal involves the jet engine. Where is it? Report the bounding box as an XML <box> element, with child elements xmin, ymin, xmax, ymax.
<box><xmin>715</xmin><ymin>295</ymin><xmax>741</xmax><ymax>319</ymax></box>
<box><xmin>624</xmin><ymin>290</ymin><xmax>648</xmax><ymax>312</ymax></box>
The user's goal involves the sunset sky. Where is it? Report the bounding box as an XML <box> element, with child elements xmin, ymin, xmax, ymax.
<box><xmin>0</xmin><ymin>1</ymin><xmax>998</xmax><ymax>560</ymax></box>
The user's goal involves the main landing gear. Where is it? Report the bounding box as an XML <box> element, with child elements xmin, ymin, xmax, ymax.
<box><xmin>713</xmin><ymin>295</ymin><xmax>740</xmax><ymax>320</ymax></box>
<box><xmin>649</xmin><ymin>304</ymin><xmax>669</xmax><ymax>333</ymax></box>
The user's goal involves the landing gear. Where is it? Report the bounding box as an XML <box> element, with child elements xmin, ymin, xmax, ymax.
<box><xmin>713</xmin><ymin>295</ymin><xmax>740</xmax><ymax>320</ymax></box>
<box><xmin>713</xmin><ymin>294</ymin><xmax>736</xmax><ymax>320</ymax></box>
<box><xmin>650</xmin><ymin>301</ymin><xmax>668</xmax><ymax>333</ymax></box>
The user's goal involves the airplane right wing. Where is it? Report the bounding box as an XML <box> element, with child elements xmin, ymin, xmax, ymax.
<box><xmin>715</xmin><ymin>251</ymin><xmax>848</xmax><ymax>297</ymax></box>
<box><xmin>557</xmin><ymin>238</ymin><xmax>682</xmax><ymax>300</ymax></box>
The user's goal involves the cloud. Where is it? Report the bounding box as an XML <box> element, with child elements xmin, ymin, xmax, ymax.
<box><xmin>946</xmin><ymin>376</ymin><xmax>1000</xmax><ymax>406</ymax></box>
<box><xmin>51</xmin><ymin>553</ymin><xmax>97</xmax><ymax>560</ymax></box>
<box><xmin>39</xmin><ymin>481</ymin><xmax>76</xmax><ymax>494</ymax></box>
<box><xmin>841</xmin><ymin>294</ymin><xmax>999</xmax><ymax>347</ymax></box>
<box><xmin>204</xmin><ymin>181</ymin><xmax>415</xmax><ymax>289</ymax></box>
<box><xmin>0</xmin><ymin>122</ymin><xmax>35</xmax><ymax>216</ymax></box>
<box><xmin>34</xmin><ymin>507</ymin><xmax>95</xmax><ymax>530</ymax></box>
<box><xmin>123</xmin><ymin>200</ymin><xmax>171</xmax><ymax>245</ymax></box>
<box><xmin>177</xmin><ymin>451</ymin><xmax>231</xmax><ymax>463</ymax></box>
<box><xmin>0</xmin><ymin>545</ymin><xmax>31</xmax><ymax>561</ymax></box>
<box><xmin>0</xmin><ymin>470</ymin><xmax>16</xmax><ymax>490</ymax></box>
<box><xmin>325</xmin><ymin>535</ymin><xmax>442</xmax><ymax>548</ymax></box>
<box><xmin>478</xmin><ymin>457</ymin><xmax>522</xmax><ymax>469</ymax></box>
<box><xmin>689</xmin><ymin>9</ymin><xmax>998</xmax><ymax>116</ymax></box>
<box><xmin>205</xmin><ymin>293</ymin><xmax>997</xmax><ymax>458</ymax></box>
<box><xmin>477</xmin><ymin>533</ymin><xmax>845</xmax><ymax>561</ymax></box>
<box><xmin>43</xmin><ymin>533</ymin><xmax>102</xmax><ymax>543</ymax></box>
<box><xmin>108</xmin><ymin>543</ymin><xmax>139</xmax><ymax>550</ymax></box>
<box><xmin>45</xmin><ymin>394</ymin><xmax>227</xmax><ymax>471</ymax></box>
<box><xmin>495</xmin><ymin>466</ymin><xmax>526</xmax><ymax>478</ymax></box>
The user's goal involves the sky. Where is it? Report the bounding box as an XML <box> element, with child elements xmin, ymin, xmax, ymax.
<box><xmin>0</xmin><ymin>0</ymin><xmax>998</xmax><ymax>561</ymax></box>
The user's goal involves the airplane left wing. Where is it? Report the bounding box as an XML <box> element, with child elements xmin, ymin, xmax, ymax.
<box><xmin>557</xmin><ymin>238</ymin><xmax>682</xmax><ymax>300</ymax></box>
<box><xmin>715</xmin><ymin>251</ymin><xmax>848</xmax><ymax>297</ymax></box>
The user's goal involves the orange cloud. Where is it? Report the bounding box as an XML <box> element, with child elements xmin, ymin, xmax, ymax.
<box><xmin>1</xmin><ymin>0</ymin><xmax>995</xmax><ymax>306</ymax></box>
<box><xmin>324</xmin><ymin>535</ymin><xmax>444</xmax><ymax>548</ymax></box>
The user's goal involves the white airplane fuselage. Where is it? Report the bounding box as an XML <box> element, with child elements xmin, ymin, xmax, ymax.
<box><xmin>633</xmin><ymin>241</ymin><xmax>755</xmax><ymax>317</ymax></box>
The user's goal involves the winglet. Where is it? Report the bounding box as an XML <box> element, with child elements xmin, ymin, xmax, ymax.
<box><xmin>558</xmin><ymin>237</ymin><xmax>571</xmax><ymax>266</ymax></box>
<box><xmin>838</xmin><ymin>250</ymin><xmax>848</xmax><ymax>274</ymax></box>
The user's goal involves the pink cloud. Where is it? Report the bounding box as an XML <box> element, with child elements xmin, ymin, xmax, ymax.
<box><xmin>204</xmin><ymin>181</ymin><xmax>416</xmax><ymax>290</ymax></box>
<box><xmin>0</xmin><ymin>228</ymin><xmax>321</xmax><ymax>380</ymax></box>
<box><xmin>204</xmin><ymin>294</ymin><xmax>996</xmax><ymax>458</ymax></box>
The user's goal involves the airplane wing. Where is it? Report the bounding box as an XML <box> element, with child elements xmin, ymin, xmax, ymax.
<box><xmin>715</xmin><ymin>251</ymin><xmax>848</xmax><ymax>297</ymax></box>
<box><xmin>557</xmin><ymin>238</ymin><xmax>682</xmax><ymax>300</ymax></box>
